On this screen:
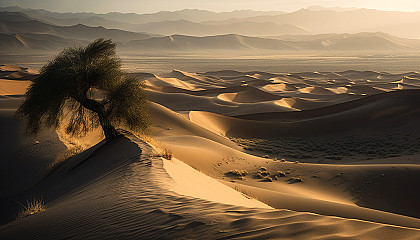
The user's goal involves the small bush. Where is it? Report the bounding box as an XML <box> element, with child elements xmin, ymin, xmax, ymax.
<box><xmin>288</xmin><ymin>177</ymin><xmax>303</xmax><ymax>183</ymax></box>
<box><xmin>227</xmin><ymin>170</ymin><xmax>248</xmax><ymax>178</ymax></box>
<box><xmin>253</xmin><ymin>172</ymin><xmax>264</xmax><ymax>179</ymax></box>
<box><xmin>17</xmin><ymin>197</ymin><xmax>46</xmax><ymax>219</ymax></box>
<box><xmin>152</xmin><ymin>147</ymin><xmax>173</xmax><ymax>160</ymax></box>
<box><xmin>262</xmin><ymin>176</ymin><xmax>273</xmax><ymax>182</ymax></box>
<box><xmin>276</xmin><ymin>171</ymin><xmax>286</xmax><ymax>177</ymax></box>
<box><xmin>161</xmin><ymin>148</ymin><xmax>173</xmax><ymax>160</ymax></box>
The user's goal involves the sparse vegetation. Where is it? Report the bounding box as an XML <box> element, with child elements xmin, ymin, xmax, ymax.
<box><xmin>252</xmin><ymin>167</ymin><xmax>272</xmax><ymax>180</ymax></box>
<box><xmin>143</xmin><ymin>135</ymin><xmax>174</xmax><ymax>160</ymax></box>
<box><xmin>152</xmin><ymin>147</ymin><xmax>173</xmax><ymax>160</ymax></box>
<box><xmin>222</xmin><ymin>152</ymin><xmax>245</xmax><ymax>164</ymax></box>
<box><xmin>253</xmin><ymin>172</ymin><xmax>264</xmax><ymax>179</ymax></box>
<box><xmin>16</xmin><ymin>197</ymin><xmax>46</xmax><ymax>219</ymax></box>
<box><xmin>161</xmin><ymin>148</ymin><xmax>173</xmax><ymax>160</ymax></box>
<box><xmin>262</xmin><ymin>176</ymin><xmax>273</xmax><ymax>182</ymax></box>
<box><xmin>42</xmin><ymin>146</ymin><xmax>84</xmax><ymax>178</ymax></box>
<box><xmin>288</xmin><ymin>177</ymin><xmax>303</xmax><ymax>183</ymax></box>
<box><xmin>226</xmin><ymin>170</ymin><xmax>248</xmax><ymax>178</ymax></box>
<box><xmin>230</xmin><ymin>132</ymin><xmax>420</xmax><ymax>161</ymax></box>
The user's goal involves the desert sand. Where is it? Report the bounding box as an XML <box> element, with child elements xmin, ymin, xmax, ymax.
<box><xmin>1</xmin><ymin>64</ymin><xmax>420</xmax><ymax>239</ymax></box>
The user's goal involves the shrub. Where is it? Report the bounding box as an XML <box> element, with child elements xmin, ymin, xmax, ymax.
<box><xmin>16</xmin><ymin>197</ymin><xmax>46</xmax><ymax>219</ymax></box>
<box><xmin>226</xmin><ymin>170</ymin><xmax>248</xmax><ymax>180</ymax></box>
<box><xmin>288</xmin><ymin>177</ymin><xmax>303</xmax><ymax>183</ymax></box>
<box><xmin>161</xmin><ymin>148</ymin><xmax>173</xmax><ymax>160</ymax></box>
<box><xmin>253</xmin><ymin>172</ymin><xmax>264</xmax><ymax>179</ymax></box>
<box><xmin>262</xmin><ymin>176</ymin><xmax>273</xmax><ymax>182</ymax></box>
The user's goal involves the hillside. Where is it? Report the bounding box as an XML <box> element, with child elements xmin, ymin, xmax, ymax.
<box><xmin>0</xmin><ymin>12</ymin><xmax>152</xmax><ymax>42</ymax></box>
<box><xmin>125</xmin><ymin>32</ymin><xmax>417</xmax><ymax>52</ymax></box>
<box><xmin>131</xmin><ymin>20</ymin><xmax>308</xmax><ymax>36</ymax></box>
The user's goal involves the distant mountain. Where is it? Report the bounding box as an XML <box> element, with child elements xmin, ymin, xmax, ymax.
<box><xmin>101</xmin><ymin>9</ymin><xmax>287</xmax><ymax>23</ymax></box>
<box><xmin>0</xmin><ymin>9</ymin><xmax>297</xmax><ymax>37</ymax></box>
<box><xmin>132</xmin><ymin>20</ymin><xmax>309</xmax><ymax>36</ymax></box>
<box><xmin>306</xmin><ymin>5</ymin><xmax>359</xmax><ymax>12</ymax></box>
<box><xmin>0</xmin><ymin>33</ymin><xmax>86</xmax><ymax>51</ymax></box>
<box><xmin>125</xmin><ymin>34</ymin><xmax>296</xmax><ymax>51</ymax></box>
<box><xmin>0</xmin><ymin>11</ymin><xmax>41</xmax><ymax>22</ymax></box>
<box><xmin>2</xmin><ymin>10</ymin><xmax>420</xmax><ymax>53</ymax></box>
<box><xmin>0</xmin><ymin>7</ymin><xmax>285</xmax><ymax>26</ymax></box>
<box><xmin>0</xmin><ymin>12</ymin><xmax>152</xmax><ymax>42</ymax></box>
<box><xmin>225</xmin><ymin>9</ymin><xmax>420</xmax><ymax>39</ymax></box>
<box><xmin>271</xmin><ymin>32</ymin><xmax>420</xmax><ymax>50</ymax></box>
<box><xmin>124</xmin><ymin>32</ymin><xmax>418</xmax><ymax>52</ymax></box>
<box><xmin>5</xmin><ymin>7</ymin><xmax>420</xmax><ymax>38</ymax></box>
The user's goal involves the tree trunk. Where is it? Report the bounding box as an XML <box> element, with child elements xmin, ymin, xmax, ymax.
<box><xmin>98</xmin><ymin>112</ymin><xmax>119</xmax><ymax>142</ymax></box>
<box><xmin>75</xmin><ymin>96</ymin><xmax>119</xmax><ymax>142</ymax></box>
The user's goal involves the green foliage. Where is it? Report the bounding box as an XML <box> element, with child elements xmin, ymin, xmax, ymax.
<box><xmin>16</xmin><ymin>38</ymin><xmax>150</xmax><ymax>140</ymax></box>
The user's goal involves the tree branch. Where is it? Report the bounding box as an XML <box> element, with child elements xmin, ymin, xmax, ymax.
<box><xmin>73</xmin><ymin>95</ymin><xmax>103</xmax><ymax>113</ymax></box>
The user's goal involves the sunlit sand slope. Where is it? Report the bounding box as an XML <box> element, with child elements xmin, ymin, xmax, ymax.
<box><xmin>1</xmin><ymin>134</ymin><xmax>420</xmax><ymax>240</ymax></box>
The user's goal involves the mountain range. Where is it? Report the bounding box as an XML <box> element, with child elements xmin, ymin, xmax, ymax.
<box><xmin>3</xmin><ymin>6</ymin><xmax>420</xmax><ymax>38</ymax></box>
<box><xmin>125</xmin><ymin>32</ymin><xmax>418</xmax><ymax>52</ymax></box>
<box><xmin>2</xmin><ymin>8</ymin><xmax>420</xmax><ymax>53</ymax></box>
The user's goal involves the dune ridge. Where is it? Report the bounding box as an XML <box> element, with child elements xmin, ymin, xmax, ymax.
<box><xmin>2</xmin><ymin>134</ymin><xmax>420</xmax><ymax>239</ymax></box>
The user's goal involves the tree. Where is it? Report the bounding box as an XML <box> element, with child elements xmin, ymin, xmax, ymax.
<box><xmin>16</xmin><ymin>38</ymin><xmax>150</xmax><ymax>142</ymax></box>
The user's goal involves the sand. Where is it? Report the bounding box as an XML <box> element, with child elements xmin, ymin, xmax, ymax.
<box><xmin>1</xmin><ymin>65</ymin><xmax>420</xmax><ymax>239</ymax></box>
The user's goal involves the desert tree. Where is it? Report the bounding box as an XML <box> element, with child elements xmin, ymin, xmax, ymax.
<box><xmin>16</xmin><ymin>38</ymin><xmax>150</xmax><ymax>142</ymax></box>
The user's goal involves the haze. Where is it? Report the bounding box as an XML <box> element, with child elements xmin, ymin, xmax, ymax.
<box><xmin>2</xmin><ymin>0</ymin><xmax>420</xmax><ymax>13</ymax></box>
<box><xmin>3</xmin><ymin>0</ymin><xmax>420</xmax><ymax>239</ymax></box>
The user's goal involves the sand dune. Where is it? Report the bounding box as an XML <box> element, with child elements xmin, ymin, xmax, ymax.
<box><xmin>298</xmin><ymin>86</ymin><xmax>336</xmax><ymax>95</ymax></box>
<box><xmin>191</xmin><ymin>90</ymin><xmax>420</xmax><ymax>138</ymax></box>
<box><xmin>2</xmin><ymin>65</ymin><xmax>420</xmax><ymax>239</ymax></box>
<box><xmin>217</xmin><ymin>88</ymin><xmax>282</xmax><ymax>103</ymax></box>
<box><xmin>0</xmin><ymin>65</ymin><xmax>37</xmax><ymax>96</ymax></box>
<box><xmin>274</xmin><ymin>97</ymin><xmax>331</xmax><ymax>110</ymax></box>
<box><xmin>2</xmin><ymin>134</ymin><xmax>420</xmax><ymax>239</ymax></box>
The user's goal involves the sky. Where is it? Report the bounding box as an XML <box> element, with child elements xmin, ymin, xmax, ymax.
<box><xmin>1</xmin><ymin>0</ymin><xmax>420</xmax><ymax>13</ymax></box>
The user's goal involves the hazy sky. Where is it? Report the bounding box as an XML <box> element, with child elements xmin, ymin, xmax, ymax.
<box><xmin>1</xmin><ymin>0</ymin><xmax>420</xmax><ymax>13</ymax></box>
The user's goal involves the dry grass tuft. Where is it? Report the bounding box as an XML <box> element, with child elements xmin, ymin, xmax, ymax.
<box><xmin>160</xmin><ymin>148</ymin><xmax>173</xmax><ymax>160</ymax></box>
<box><xmin>141</xmin><ymin>134</ymin><xmax>173</xmax><ymax>160</ymax></box>
<box><xmin>151</xmin><ymin>147</ymin><xmax>173</xmax><ymax>160</ymax></box>
<box><xmin>42</xmin><ymin>146</ymin><xmax>84</xmax><ymax>178</ymax></box>
<box><xmin>16</xmin><ymin>197</ymin><xmax>46</xmax><ymax>219</ymax></box>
